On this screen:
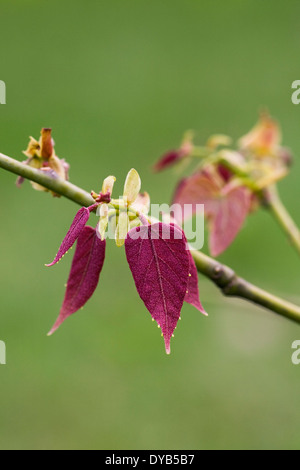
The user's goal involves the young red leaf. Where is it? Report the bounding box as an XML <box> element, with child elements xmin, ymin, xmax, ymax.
<box><xmin>173</xmin><ymin>169</ymin><xmax>251</xmax><ymax>256</ymax></box>
<box><xmin>153</xmin><ymin>133</ymin><xmax>194</xmax><ymax>172</ymax></box>
<box><xmin>185</xmin><ymin>250</ymin><xmax>207</xmax><ymax>316</ymax></box>
<box><xmin>217</xmin><ymin>164</ymin><xmax>232</xmax><ymax>183</ymax></box>
<box><xmin>153</xmin><ymin>150</ymin><xmax>184</xmax><ymax>172</ymax></box>
<box><xmin>209</xmin><ymin>185</ymin><xmax>251</xmax><ymax>257</ymax></box>
<box><xmin>48</xmin><ymin>226</ymin><xmax>106</xmax><ymax>335</ymax></box>
<box><xmin>125</xmin><ymin>222</ymin><xmax>190</xmax><ymax>354</ymax></box>
<box><xmin>46</xmin><ymin>207</ymin><xmax>90</xmax><ymax>266</ymax></box>
<box><xmin>173</xmin><ymin>169</ymin><xmax>222</xmax><ymax>222</ymax></box>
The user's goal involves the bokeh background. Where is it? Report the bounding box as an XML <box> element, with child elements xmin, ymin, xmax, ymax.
<box><xmin>0</xmin><ymin>0</ymin><xmax>300</xmax><ymax>450</ymax></box>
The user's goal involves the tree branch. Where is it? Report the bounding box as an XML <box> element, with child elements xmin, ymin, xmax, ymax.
<box><xmin>1</xmin><ymin>152</ymin><xmax>300</xmax><ymax>324</ymax></box>
<box><xmin>0</xmin><ymin>152</ymin><xmax>95</xmax><ymax>207</ymax></box>
<box><xmin>191</xmin><ymin>249</ymin><xmax>300</xmax><ymax>323</ymax></box>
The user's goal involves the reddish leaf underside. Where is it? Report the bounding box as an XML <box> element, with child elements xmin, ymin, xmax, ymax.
<box><xmin>185</xmin><ymin>250</ymin><xmax>208</xmax><ymax>316</ymax></box>
<box><xmin>209</xmin><ymin>185</ymin><xmax>251</xmax><ymax>257</ymax></box>
<box><xmin>48</xmin><ymin>226</ymin><xmax>106</xmax><ymax>335</ymax></box>
<box><xmin>125</xmin><ymin>222</ymin><xmax>190</xmax><ymax>354</ymax></box>
<box><xmin>46</xmin><ymin>207</ymin><xmax>90</xmax><ymax>266</ymax></box>
<box><xmin>173</xmin><ymin>170</ymin><xmax>251</xmax><ymax>256</ymax></box>
<box><xmin>172</xmin><ymin>170</ymin><xmax>222</xmax><ymax>223</ymax></box>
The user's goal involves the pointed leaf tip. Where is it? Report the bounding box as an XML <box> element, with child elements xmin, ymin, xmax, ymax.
<box><xmin>164</xmin><ymin>337</ymin><xmax>171</xmax><ymax>355</ymax></box>
<box><xmin>46</xmin><ymin>207</ymin><xmax>90</xmax><ymax>267</ymax></box>
<box><xmin>153</xmin><ymin>150</ymin><xmax>182</xmax><ymax>172</ymax></box>
<box><xmin>125</xmin><ymin>222</ymin><xmax>190</xmax><ymax>353</ymax></box>
<box><xmin>49</xmin><ymin>226</ymin><xmax>106</xmax><ymax>334</ymax></box>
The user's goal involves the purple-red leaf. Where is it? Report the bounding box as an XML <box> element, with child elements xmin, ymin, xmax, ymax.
<box><xmin>217</xmin><ymin>164</ymin><xmax>232</xmax><ymax>183</ymax></box>
<box><xmin>210</xmin><ymin>185</ymin><xmax>251</xmax><ymax>257</ymax></box>
<box><xmin>153</xmin><ymin>150</ymin><xmax>183</xmax><ymax>172</ymax></box>
<box><xmin>46</xmin><ymin>207</ymin><xmax>90</xmax><ymax>266</ymax></box>
<box><xmin>125</xmin><ymin>222</ymin><xmax>190</xmax><ymax>354</ymax></box>
<box><xmin>48</xmin><ymin>226</ymin><xmax>106</xmax><ymax>335</ymax></box>
<box><xmin>185</xmin><ymin>250</ymin><xmax>207</xmax><ymax>316</ymax></box>
<box><xmin>153</xmin><ymin>135</ymin><xmax>194</xmax><ymax>172</ymax></box>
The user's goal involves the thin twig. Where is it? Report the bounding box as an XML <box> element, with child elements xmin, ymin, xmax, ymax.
<box><xmin>264</xmin><ymin>185</ymin><xmax>300</xmax><ymax>255</ymax></box>
<box><xmin>0</xmin><ymin>152</ymin><xmax>95</xmax><ymax>207</ymax></box>
<box><xmin>1</xmin><ymin>152</ymin><xmax>300</xmax><ymax>324</ymax></box>
<box><xmin>191</xmin><ymin>249</ymin><xmax>300</xmax><ymax>323</ymax></box>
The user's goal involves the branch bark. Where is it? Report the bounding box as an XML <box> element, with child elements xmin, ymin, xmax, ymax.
<box><xmin>0</xmin><ymin>152</ymin><xmax>95</xmax><ymax>207</ymax></box>
<box><xmin>1</xmin><ymin>152</ymin><xmax>300</xmax><ymax>324</ymax></box>
<box><xmin>191</xmin><ymin>249</ymin><xmax>300</xmax><ymax>323</ymax></box>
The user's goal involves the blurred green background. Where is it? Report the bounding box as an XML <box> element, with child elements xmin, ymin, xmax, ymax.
<box><xmin>1</xmin><ymin>0</ymin><xmax>300</xmax><ymax>450</ymax></box>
